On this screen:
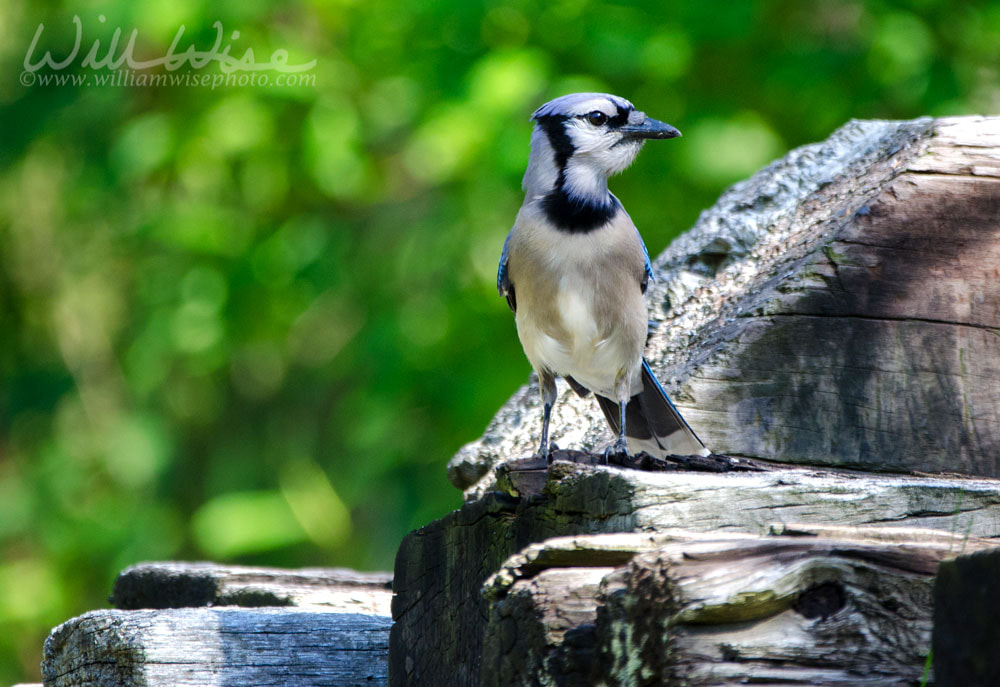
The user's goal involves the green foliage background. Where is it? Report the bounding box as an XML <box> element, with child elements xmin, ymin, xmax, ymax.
<box><xmin>0</xmin><ymin>0</ymin><xmax>997</xmax><ymax>681</ymax></box>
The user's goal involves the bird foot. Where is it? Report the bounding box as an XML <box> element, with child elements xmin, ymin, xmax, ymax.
<box><xmin>602</xmin><ymin>439</ymin><xmax>630</xmax><ymax>465</ymax></box>
<box><xmin>535</xmin><ymin>442</ymin><xmax>560</xmax><ymax>465</ymax></box>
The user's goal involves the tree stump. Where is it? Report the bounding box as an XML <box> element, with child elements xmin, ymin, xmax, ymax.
<box><xmin>397</xmin><ymin>115</ymin><xmax>1000</xmax><ymax>686</ymax></box>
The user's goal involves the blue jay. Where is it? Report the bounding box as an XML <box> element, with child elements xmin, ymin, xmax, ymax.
<box><xmin>497</xmin><ymin>92</ymin><xmax>709</xmax><ymax>462</ymax></box>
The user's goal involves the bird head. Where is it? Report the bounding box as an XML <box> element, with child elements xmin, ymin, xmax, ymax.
<box><xmin>523</xmin><ymin>92</ymin><xmax>680</xmax><ymax>203</ymax></box>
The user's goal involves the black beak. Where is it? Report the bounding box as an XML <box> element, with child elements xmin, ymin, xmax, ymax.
<box><xmin>619</xmin><ymin>117</ymin><xmax>681</xmax><ymax>140</ymax></box>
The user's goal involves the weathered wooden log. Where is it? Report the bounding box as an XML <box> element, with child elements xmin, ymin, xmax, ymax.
<box><xmin>43</xmin><ymin>608</ymin><xmax>391</xmax><ymax>687</ymax></box>
<box><xmin>42</xmin><ymin>563</ymin><xmax>392</xmax><ymax>687</ymax></box>
<box><xmin>482</xmin><ymin>528</ymin><xmax>993</xmax><ymax>686</ymax></box>
<box><xmin>450</xmin><ymin>116</ymin><xmax>1000</xmax><ymax>496</ymax></box>
<box><xmin>391</xmin><ymin>461</ymin><xmax>1000</xmax><ymax>686</ymax></box>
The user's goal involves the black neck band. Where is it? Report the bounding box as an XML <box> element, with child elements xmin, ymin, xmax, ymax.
<box><xmin>542</xmin><ymin>188</ymin><xmax>620</xmax><ymax>233</ymax></box>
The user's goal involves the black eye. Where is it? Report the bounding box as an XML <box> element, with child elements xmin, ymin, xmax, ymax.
<box><xmin>586</xmin><ymin>111</ymin><xmax>608</xmax><ymax>126</ymax></box>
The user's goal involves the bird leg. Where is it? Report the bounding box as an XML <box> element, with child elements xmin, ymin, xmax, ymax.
<box><xmin>604</xmin><ymin>371</ymin><xmax>632</xmax><ymax>464</ymax></box>
<box><xmin>537</xmin><ymin>371</ymin><xmax>558</xmax><ymax>464</ymax></box>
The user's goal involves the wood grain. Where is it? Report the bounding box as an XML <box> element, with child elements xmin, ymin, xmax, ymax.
<box><xmin>43</xmin><ymin>608</ymin><xmax>391</xmax><ymax>687</ymax></box>
<box><xmin>478</xmin><ymin>527</ymin><xmax>995</xmax><ymax>686</ymax></box>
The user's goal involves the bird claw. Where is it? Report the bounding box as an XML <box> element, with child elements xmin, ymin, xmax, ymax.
<box><xmin>533</xmin><ymin>443</ymin><xmax>555</xmax><ymax>466</ymax></box>
<box><xmin>603</xmin><ymin>439</ymin><xmax>630</xmax><ymax>465</ymax></box>
<box><xmin>533</xmin><ymin>442</ymin><xmax>560</xmax><ymax>465</ymax></box>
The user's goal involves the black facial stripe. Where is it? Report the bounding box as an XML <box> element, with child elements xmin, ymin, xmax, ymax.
<box><xmin>608</xmin><ymin>105</ymin><xmax>630</xmax><ymax>128</ymax></box>
<box><xmin>534</xmin><ymin>114</ymin><xmax>574</xmax><ymax>170</ymax></box>
<box><xmin>542</xmin><ymin>189</ymin><xmax>621</xmax><ymax>234</ymax></box>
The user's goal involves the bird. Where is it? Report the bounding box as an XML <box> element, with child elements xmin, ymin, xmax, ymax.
<box><xmin>497</xmin><ymin>92</ymin><xmax>709</xmax><ymax>463</ymax></box>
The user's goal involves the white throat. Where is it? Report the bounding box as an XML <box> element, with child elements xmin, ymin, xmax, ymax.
<box><xmin>561</xmin><ymin>157</ymin><xmax>610</xmax><ymax>204</ymax></box>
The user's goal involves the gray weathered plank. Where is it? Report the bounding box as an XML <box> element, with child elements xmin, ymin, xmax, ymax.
<box><xmin>110</xmin><ymin>562</ymin><xmax>391</xmax><ymax>615</ymax></box>
<box><xmin>43</xmin><ymin>563</ymin><xmax>393</xmax><ymax>687</ymax></box>
<box><xmin>540</xmin><ymin>460</ymin><xmax>1000</xmax><ymax>539</ymax></box>
<box><xmin>43</xmin><ymin>608</ymin><xmax>390</xmax><ymax>687</ymax></box>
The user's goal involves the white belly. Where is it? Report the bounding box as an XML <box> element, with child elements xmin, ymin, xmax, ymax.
<box><xmin>516</xmin><ymin>274</ymin><xmax>634</xmax><ymax>398</ymax></box>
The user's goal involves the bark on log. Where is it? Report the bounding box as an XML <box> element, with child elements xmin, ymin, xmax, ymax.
<box><xmin>450</xmin><ymin>116</ymin><xmax>1000</xmax><ymax>496</ymax></box>
<box><xmin>42</xmin><ymin>563</ymin><xmax>392</xmax><ymax>687</ymax></box>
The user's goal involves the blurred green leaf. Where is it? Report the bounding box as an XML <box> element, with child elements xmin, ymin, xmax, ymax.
<box><xmin>679</xmin><ymin>111</ymin><xmax>785</xmax><ymax>186</ymax></box>
<box><xmin>192</xmin><ymin>489</ymin><xmax>307</xmax><ymax>557</ymax></box>
<box><xmin>111</xmin><ymin>112</ymin><xmax>175</xmax><ymax>179</ymax></box>
<box><xmin>279</xmin><ymin>457</ymin><xmax>352</xmax><ymax>548</ymax></box>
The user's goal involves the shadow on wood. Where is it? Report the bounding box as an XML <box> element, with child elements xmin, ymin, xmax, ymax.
<box><xmin>933</xmin><ymin>547</ymin><xmax>1000</xmax><ymax>687</ymax></box>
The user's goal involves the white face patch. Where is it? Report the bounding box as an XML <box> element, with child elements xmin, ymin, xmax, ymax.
<box><xmin>560</xmin><ymin>114</ymin><xmax>646</xmax><ymax>203</ymax></box>
<box><xmin>561</xmin><ymin>142</ymin><xmax>644</xmax><ymax>201</ymax></box>
<box><xmin>560</xmin><ymin>96</ymin><xmax>646</xmax><ymax>182</ymax></box>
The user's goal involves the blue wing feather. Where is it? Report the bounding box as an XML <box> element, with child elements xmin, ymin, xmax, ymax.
<box><xmin>498</xmin><ymin>231</ymin><xmax>516</xmax><ymax>312</ymax></box>
<box><xmin>636</xmin><ymin>228</ymin><xmax>654</xmax><ymax>293</ymax></box>
<box><xmin>497</xmin><ymin>233</ymin><xmax>510</xmax><ymax>295</ymax></box>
